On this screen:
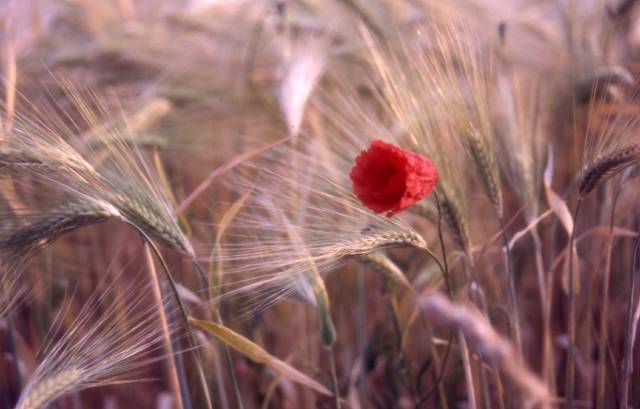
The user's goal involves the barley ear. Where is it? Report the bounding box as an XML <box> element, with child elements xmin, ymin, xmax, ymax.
<box><xmin>346</xmin><ymin>231</ymin><xmax>427</xmax><ymax>252</ymax></box>
<box><xmin>16</xmin><ymin>368</ymin><xmax>84</xmax><ymax>409</ymax></box>
<box><xmin>578</xmin><ymin>143</ymin><xmax>640</xmax><ymax>196</ymax></box>
<box><xmin>0</xmin><ymin>203</ymin><xmax>113</xmax><ymax>257</ymax></box>
<box><xmin>465</xmin><ymin>126</ymin><xmax>503</xmax><ymax>217</ymax></box>
<box><xmin>357</xmin><ymin>252</ymin><xmax>411</xmax><ymax>289</ymax></box>
<box><xmin>434</xmin><ymin>186</ymin><xmax>471</xmax><ymax>255</ymax></box>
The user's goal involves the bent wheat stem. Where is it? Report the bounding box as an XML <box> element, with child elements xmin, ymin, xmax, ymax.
<box><xmin>144</xmin><ymin>244</ymin><xmax>187</xmax><ymax>409</ymax></box>
<box><xmin>126</xmin><ymin>222</ymin><xmax>213</xmax><ymax>409</ymax></box>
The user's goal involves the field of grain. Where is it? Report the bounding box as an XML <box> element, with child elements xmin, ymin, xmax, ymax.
<box><xmin>1</xmin><ymin>1</ymin><xmax>640</xmax><ymax>408</ymax></box>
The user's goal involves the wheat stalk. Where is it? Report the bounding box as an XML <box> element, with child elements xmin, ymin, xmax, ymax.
<box><xmin>438</xmin><ymin>187</ymin><xmax>472</xmax><ymax>255</ymax></box>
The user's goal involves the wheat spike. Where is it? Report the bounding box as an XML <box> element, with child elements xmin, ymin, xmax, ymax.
<box><xmin>0</xmin><ymin>149</ymin><xmax>44</xmax><ymax>171</ymax></box>
<box><xmin>340</xmin><ymin>231</ymin><xmax>427</xmax><ymax>253</ymax></box>
<box><xmin>465</xmin><ymin>124</ymin><xmax>504</xmax><ymax>218</ymax></box>
<box><xmin>15</xmin><ymin>275</ymin><xmax>172</xmax><ymax>409</ymax></box>
<box><xmin>357</xmin><ymin>252</ymin><xmax>410</xmax><ymax>288</ymax></box>
<box><xmin>439</xmin><ymin>188</ymin><xmax>472</xmax><ymax>254</ymax></box>
<box><xmin>578</xmin><ymin>143</ymin><xmax>640</xmax><ymax>196</ymax></box>
<box><xmin>112</xmin><ymin>193</ymin><xmax>190</xmax><ymax>253</ymax></box>
<box><xmin>15</xmin><ymin>368</ymin><xmax>84</xmax><ymax>409</ymax></box>
<box><xmin>2</xmin><ymin>84</ymin><xmax>192</xmax><ymax>256</ymax></box>
<box><xmin>0</xmin><ymin>202</ymin><xmax>114</xmax><ymax>259</ymax></box>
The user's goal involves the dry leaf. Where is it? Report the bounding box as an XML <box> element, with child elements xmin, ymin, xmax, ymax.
<box><xmin>189</xmin><ymin>318</ymin><xmax>333</xmax><ymax>397</ymax></box>
<box><xmin>544</xmin><ymin>146</ymin><xmax>578</xmax><ymax>294</ymax></box>
<box><xmin>210</xmin><ymin>189</ymin><xmax>253</xmax><ymax>300</ymax></box>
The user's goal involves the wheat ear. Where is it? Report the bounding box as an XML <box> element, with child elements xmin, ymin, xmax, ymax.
<box><xmin>465</xmin><ymin>126</ymin><xmax>504</xmax><ymax>218</ymax></box>
<box><xmin>578</xmin><ymin>143</ymin><xmax>640</xmax><ymax>196</ymax></box>
<box><xmin>15</xmin><ymin>368</ymin><xmax>84</xmax><ymax>409</ymax></box>
<box><xmin>0</xmin><ymin>203</ymin><xmax>113</xmax><ymax>256</ymax></box>
<box><xmin>342</xmin><ymin>231</ymin><xmax>427</xmax><ymax>252</ymax></box>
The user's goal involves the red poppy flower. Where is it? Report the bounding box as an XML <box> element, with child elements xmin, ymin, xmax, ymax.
<box><xmin>350</xmin><ymin>139</ymin><xmax>438</xmax><ymax>217</ymax></box>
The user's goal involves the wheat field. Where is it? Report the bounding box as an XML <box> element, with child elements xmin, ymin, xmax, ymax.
<box><xmin>1</xmin><ymin>1</ymin><xmax>640</xmax><ymax>408</ymax></box>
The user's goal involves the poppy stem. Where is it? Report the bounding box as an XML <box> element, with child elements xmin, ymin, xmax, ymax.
<box><xmin>414</xmin><ymin>192</ymin><xmax>452</xmax><ymax>409</ymax></box>
<box><xmin>433</xmin><ymin>191</ymin><xmax>478</xmax><ymax>409</ymax></box>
